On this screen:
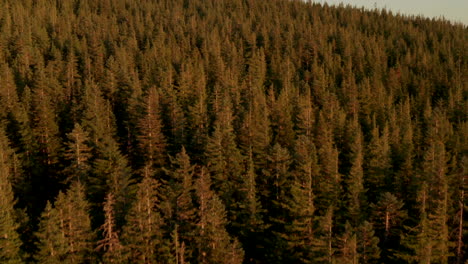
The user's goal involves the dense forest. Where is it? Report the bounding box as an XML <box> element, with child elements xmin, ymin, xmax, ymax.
<box><xmin>0</xmin><ymin>0</ymin><xmax>466</xmax><ymax>263</ymax></box>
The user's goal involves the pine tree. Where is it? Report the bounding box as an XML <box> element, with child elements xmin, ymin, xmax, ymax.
<box><xmin>136</xmin><ymin>86</ymin><xmax>167</xmax><ymax>175</ymax></box>
<box><xmin>81</xmin><ymin>79</ymin><xmax>116</xmax><ymax>149</ymax></box>
<box><xmin>423</xmin><ymin>140</ymin><xmax>452</xmax><ymax>263</ymax></box>
<box><xmin>345</xmin><ymin>118</ymin><xmax>366</xmax><ymax>226</ymax></box>
<box><xmin>36</xmin><ymin>182</ymin><xmax>95</xmax><ymax>264</ymax></box>
<box><xmin>162</xmin><ymin>147</ymin><xmax>196</xmax><ymax>263</ymax></box>
<box><xmin>205</xmin><ymin>97</ymin><xmax>244</xmax><ymax>226</ymax></box>
<box><xmin>336</xmin><ymin>222</ymin><xmax>358</xmax><ymax>264</ymax></box>
<box><xmin>295</xmin><ymin>88</ymin><xmax>315</xmax><ymax>137</ymax></box>
<box><xmin>238</xmin><ymin>58</ymin><xmax>271</xmax><ymax>166</ymax></box>
<box><xmin>241</xmin><ymin>149</ymin><xmax>264</xmax><ymax>230</ymax></box>
<box><xmin>0</xmin><ymin>127</ymin><xmax>22</xmax><ymax>264</ymax></box>
<box><xmin>401</xmin><ymin>109</ymin><xmax>454</xmax><ymax>263</ymax></box>
<box><xmin>61</xmin><ymin>49</ymin><xmax>81</xmax><ymax>103</ymax></box>
<box><xmin>176</xmin><ymin>57</ymin><xmax>209</xmax><ymax>148</ymax></box>
<box><xmin>398</xmin><ymin>183</ymin><xmax>432</xmax><ymax>264</ymax></box>
<box><xmin>365</xmin><ymin>122</ymin><xmax>391</xmax><ymax>202</ymax></box>
<box><xmin>311</xmin><ymin>206</ymin><xmax>335</xmax><ymax>264</ymax></box>
<box><xmin>30</xmin><ymin>62</ymin><xmax>61</xmax><ymax>168</ymax></box>
<box><xmin>195</xmin><ymin>167</ymin><xmax>244</xmax><ymax>264</ymax></box>
<box><xmin>96</xmin><ymin>193</ymin><xmax>124</xmax><ymax>263</ymax></box>
<box><xmin>261</xmin><ymin>143</ymin><xmax>292</xmax><ymax>263</ymax></box>
<box><xmin>237</xmin><ymin>148</ymin><xmax>266</xmax><ymax>262</ymax></box>
<box><xmin>284</xmin><ymin>134</ymin><xmax>319</xmax><ymax>262</ymax></box>
<box><xmin>0</xmin><ymin>63</ymin><xmax>19</xmax><ymax>114</ymax></box>
<box><xmin>357</xmin><ymin>221</ymin><xmax>380</xmax><ymax>264</ymax></box>
<box><xmin>121</xmin><ymin>176</ymin><xmax>164</xmax><ymax>264</ymax></box>
<box><xmin>315</xmin><ymin>112</ymin><xmax>341</xmax><ymax>211</ymax></box>
<box><xmin>91</xmin><ymin>136</ymin><xmax>133</xmax><ymax>227</ymax></box>
<box><xmin>390</xmin><ymin>99</ymin><xmax>415</xmax><ymax>202</ymax></box>
<box><xmin>161</xmin><ymin>86</ymin><xmax>186</xmax><ymax>152</ymax></box>
<box><xmin>35</xmin><ymin>202</ymin><xmax>68</xmax><ymax>264</ymax></box>
<box><xmin>269</xmin><ymin>87</ymin><xmax>295</xmax><ymax>149</ymax></box>
<box><xmin>64</xmin><ymin>123</ymin><xmax>92</xmax><ymax>183</ymax></box>
<box><xmin>371</xmin><ymin>192</ymin><xmax>405</xmax><ymax>247</ymax></box>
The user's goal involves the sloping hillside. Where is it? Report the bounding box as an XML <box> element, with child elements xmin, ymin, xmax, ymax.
<box><xmin>0</xmin><ymin>0</ymin><xmax>466</xmax><ymax>263</ymax></box>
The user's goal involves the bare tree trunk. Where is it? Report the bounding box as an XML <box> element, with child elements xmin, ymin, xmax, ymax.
<box><xmin>385</xmin><ymin>211</ymin><xmax>390</xmax><ymax>243</ymax></box>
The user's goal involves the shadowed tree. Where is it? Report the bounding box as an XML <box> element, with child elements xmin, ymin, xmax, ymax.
<box><xmin>283</xmin><ymin>134</ymin><xmax>319</xmax><ymax>262</ymax></box>
<box><xmin>0</xmin><ymin>126</ymin><xmax>23</xmax><ymax>263</ymax></box>
<box><xmin>205</xmin><ymin>96</ymin><xmax>244</xmax><ymax>228</ymax></box>
<box><xmin>96</xmin><ymin>193</ymin><xmax>124</xmax><ymax>263</ymax></box>
<box><xmin>121</xmin><ymin>176</ymin><xmax>164</xmax><ymax>263</ymax></box>
<box><xmin>371</xmin><ymin>192</ymin><xmax>405</xmax><ymax>252</ymax></box>
<box><xmin>315</xmin><ymin>112</ymin><xmax>341</xmax><ymax>212</ymax></box>
<box><xmin>365</xmin><ymin>122</ymin><xmax>391</xmax><ymax>202</ymax></box>
<box><xmin>136</xmin><ymin>86</ymin><xmax>167</xmax><ymax>176</ymax></box>
<box><xmin>357</xmin><ymin>221</ymin><xmax>380</xmax><ymax>264</ymax></box>
<box><xmin>336</xmin><ymin>222</ymin><xmax>358</xmax><ymax>264</ymax></box>
<box><xmin>345</xmin><ymin>117</ymin><xmax>366</xmax><ymax>226</ymax></box>
<box><xmin>195</xmin><ymin>167</ymin><xmax>244</xmax><ymax>264</ymax></box>
<box><xmin>63</xmin><ymin>123</ymin><xmax>92</xmax><ymax>184</ymax></box>
<box><xmin>311</xmin><ymin>205</ymin><xmax>335</xmax><ymax>263</ymax></box>
<box><xmin>36</xmin><ymin>182</ymin><xmax>95</xmax><ymax>264</ymax></box>
<box><xmin>161</xmin><ymin>147</ymin><xmax>196</xmax><ymax>263</ymax></box>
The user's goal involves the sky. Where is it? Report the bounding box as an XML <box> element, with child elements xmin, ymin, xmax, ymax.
<box><xmin>313</xmin><ymin>0</ymin><xmax>468</xmax><ymax>25</ymax></box>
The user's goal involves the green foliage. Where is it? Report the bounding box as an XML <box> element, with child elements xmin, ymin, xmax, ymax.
<box><xmin>121</xmin><ymin>176</ymin><xmax>164</xmax><ymax>263</ymax></box>
<box><xmin>35</xmin><ymin>182</ymin><xmax>95</xmax><ymax>264</ymax></box>
<box><xmin>0</xmin><ymin>0</ymin><xmax>465</xmax><ymax>262</ymax></box>
<box><xmin>194</xmin><ymin>167</ymin><xmax>244</xmax><ymax>264</ymax></box>
<box><xmin>63</xmin><ymin>123</ymin><xmax>92</xmax><ymax>183</ymax></box>
<box><xmin>161</xmin><ymin>147</ymin><xmax>196</xmax><ymax>263</ymax></box>
<box><xmin>0</xmin><ymin>127</ymin><xmax>22</xmax><ymax>263</ymax></box>
<box><xmin>136</xmin><ymin>86</ymin><xmax>167</xmax><ymax>173</ymax></box>
<box><xmin>96</xmin><ymin>193</ymin><xmax>124</xmax><ymax>263</ymax></box>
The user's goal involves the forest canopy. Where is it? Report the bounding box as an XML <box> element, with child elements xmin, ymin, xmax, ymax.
<box><xmin>0</xmin><ymin>0</ymin><xmax>467</xmax><ymax>263</ymax></box>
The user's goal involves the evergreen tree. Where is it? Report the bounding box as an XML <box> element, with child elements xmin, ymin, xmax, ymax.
<box><xmin>161</xmin><ymin>86</ymin><xmax>186</xmax><ymax>153</ymax></box>
<box><xmin>312</xmin><ymin>206</ymin><xmax>335</xmax><ymax>263</ymax></box>
<box><xmin>195</xmin><ymin>167</ymin><xmax>244</xmax><ymax>264</ymax></box>
<box><xmin>205</xmin><ymin>97</ymin><xmax>244</xmax><ymax>226</ymax></box>
<box><xmin>36</xmin><ymin>182</ymin><xmax>95</xmax><ymax>264</ymax></box>
<box><xmin>63</xmin><ymin>123</ymin><xmax>92</xmax><ymax>183</ymax></box>
<box><xmin>35</xmin><ymin>202</ymin><xmax>68</xmax><ymax>264</ymax></box>
<box><xmin>121</xmin><ymin>176</ymin><xmax>164</xmax><ymax>263</ymax></box>
<box><xmin>269</xmin><ymin>87</ymin><xmax>295</xmax><ymax>149</ymax></box>
<box><xmin>345</xmin><ymin>118</ymin><xmax>366</xmax><ymax>226</ymax></box>
<box><xmin>238</xmin><ymin>61</ymin><xmax>271</xmax><ymax>166</ymax></box>
<box><xmin>261</xmin><ymin>143</ymin><xmax>292</xmax><ymax>263</ymax></box>
<box><xmin>96</xmin><ymin>193</ymin><xmax>124</xmax><ymax>263</ymax></box>
<box><xmin>398</xmin><ymin>183</ymin><xmax>433</xmax><ymax>264</ymax></box>
<box><xmin>371</xmin><ymin>192</ymin><xmax>405</xmax><ymax>251</ymax></box>
<box><xmin>365</xmin><ymin>122</ymin><xmax>391</xmax><ymax>202</ymax></box>
<box><xmin>0</xmin><ymin>0</ymin><xmax>466</xmax><ymax>262</ymax></box>
<box><xmin>30</xmin><ymin>62</ymin><xmax>61</xmax><ymax>168</ymax></box>
<box><xmin>162</xmin><ymin>147</ymin><xmax>196</xmax><ymax>263</ymax></box>
<box><xmin>357</xmin><ymin>221</ymin><xmax>380</xmax><ymax>264</ymax></box>
<box><xmin>295</xmin><ymin>89</ymin><xmax>315</xmax><ymax>137</ymax></box>
<box><xmin>336</xmin><ymin>222</ymin><xmax>358</xmax><ymax>264</ymax></box>
<box><xmin>315</xmin><ymin>112</ymin><xmax>341</xmax><ymax>211</ymax></box>
<box><xmin>136</xmin><ymin>86</ymin><xmax>167</xmax><ymax>174</ymax></box>
<box><xmin>91</xmin><ymin>136</ymin><xmax>133</xmax><ymax>227</ymax></box>
<box><xmin>0</xmin><ymin>63</ymin><xmax>19</xmax><ymax>114</ymax></box>
<box><xmin>285</xmin><ymin>134</ymin><xmax>319</xmax><ymax>262</ymax></box>
<box><xmin>237</xmin><ymin>149</ymin><xmax>266</xmax><ymax>262</ymax></box>
<box><xmin>0</xmin><ymin>127</ymin><xmax>22</xmax><ymax>263</ymax></box>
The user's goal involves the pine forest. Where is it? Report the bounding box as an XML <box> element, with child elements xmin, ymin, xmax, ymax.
<box><xmin>0</xmin><ymin>0</ymin><xmax>467</xmax><ymax>263</ymax></box>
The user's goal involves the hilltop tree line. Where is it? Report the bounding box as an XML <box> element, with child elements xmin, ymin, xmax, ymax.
<box><xmin>0</xmin><ymin>0</ymin><xmax>467</xmax><ymax>263</ymax></box>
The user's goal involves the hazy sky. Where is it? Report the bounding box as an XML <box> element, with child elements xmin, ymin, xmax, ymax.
<box><xmin>314</xmin><ymin>0</ymin><xmax>468</xmax><ymax>25</ymax></box>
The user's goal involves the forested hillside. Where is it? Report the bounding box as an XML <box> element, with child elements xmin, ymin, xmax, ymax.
<box><xmin>0</xmin><ymin>0</ymin><xmax>466</xmax><ymax>263</ymax></box>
